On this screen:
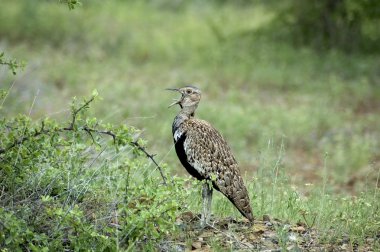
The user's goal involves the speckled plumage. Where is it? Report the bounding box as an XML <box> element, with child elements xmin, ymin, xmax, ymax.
<box><xmin>168</xmin><ymin>86</ymin><xmax>253</xmax><ymax>223</ymax></box>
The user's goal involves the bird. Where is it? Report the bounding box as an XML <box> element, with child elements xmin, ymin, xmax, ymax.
<box><xmin>167</xmin><ymin>85</ymin><xmax>254</xmax><ymax>226</ymax></box>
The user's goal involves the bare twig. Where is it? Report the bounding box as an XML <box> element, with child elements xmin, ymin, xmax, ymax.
<box><xmin>131</xmin><ymin>141</ymin><xmax>167</xmax><ymax>185</ymax></box>
<box><xmin>83</xmin><ymin>126</ymin><xmax>116</xmax><ymax>145</ymax></box>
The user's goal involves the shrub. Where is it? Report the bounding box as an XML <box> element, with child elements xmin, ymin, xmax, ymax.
<box><xmin>0</xmin><ymin>91</ymin><xmax>189</xmax><ymax>251</ymax></box>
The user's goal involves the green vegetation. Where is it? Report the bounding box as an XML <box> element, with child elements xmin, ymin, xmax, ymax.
<box><xmin>0</xmin><ymin>52</ymin><xmax>25</xmax><ymax>75</ymax></box>
<box><xmin>272</xmin><ymin>0</ymin><xmax>380</xmax><ymax>52</ymax></box>
<box><xmin>0</xmin><ymin>0</ymin><xmax>379</xmax><ymax>250</ymax></box>
<box><xmin>0</xmin><ymin>92</ymin><xmax>192</xmax><ymax>250</ymax></box>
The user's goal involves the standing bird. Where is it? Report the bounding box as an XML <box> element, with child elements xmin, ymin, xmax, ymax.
<box><xmin>167</xmin><ymin>85</ymin><xmax>254</xmax><ymax>226</ymax></box>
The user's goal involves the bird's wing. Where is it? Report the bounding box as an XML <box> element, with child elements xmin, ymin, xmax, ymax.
<box><xmin>181</xmin><ymin>119</ymin><xmax>254</xmax><ymax>221</ymax></box>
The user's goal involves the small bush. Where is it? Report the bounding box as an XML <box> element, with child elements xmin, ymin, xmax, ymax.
<box><xmin>0</xmin><ymin>91</ymin><xmax>190</xmax><ymax>251</ymax></box>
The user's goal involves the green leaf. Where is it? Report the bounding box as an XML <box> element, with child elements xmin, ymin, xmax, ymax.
<box><xmin>91</xmin><ymin>89</ymin><xmax>98</xmax><ymax>98</ymax></box>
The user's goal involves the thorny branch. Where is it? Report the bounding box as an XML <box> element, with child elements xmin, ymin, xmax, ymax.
<box><xmin>64</xmin><ymin>96</ymin><xmax>95</xmax><ymax>131</ymax></box>
<box><xmin>0</xmin><ymin>52</ymin><xmax>25</xmax><ymax>75</ymax></box>
<box><xmin>0</xmin><ymin>122</ymin><xmax>49</xmax><ymax>155</ymax></box>
<box><xmin>83</xmin><ymin>126</ymin><xmax>116</xmax><ymax>145</ymax></box>
<box><xmin>131</xmin><ymin>141</ymin><xmax>167</xmax><ymax>185</ymax></box>
<box><xmin>0</xmin><ymin>98</ymin><xmax>168</xmax><ymax>185</ymax></box>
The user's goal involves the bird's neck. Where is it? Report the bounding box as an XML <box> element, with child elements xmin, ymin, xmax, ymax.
<box><xmin>172</xmin><ymin>106</ymin><xmax>197</xmax><ymax>135</ymax></box>
<box><xmin>180</xmin><ymin>105</ymin><xmax>197</xmax><ymax>117</ymax></box>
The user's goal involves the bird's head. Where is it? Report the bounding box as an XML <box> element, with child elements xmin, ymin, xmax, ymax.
<box><xmin>166</xmin><ymin>86</ymin><xmax>202</xmax><ymax>111</ymax></box>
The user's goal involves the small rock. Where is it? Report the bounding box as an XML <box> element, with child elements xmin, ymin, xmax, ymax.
<box><xmin>291</xmin><ymin>226</ymin><xmax>306</xmax><ymax>233</ymax></box>
<box><xmin>263</xmin><ymin>215</ymin><xmax>271</xmax><ymax>222</ymax></box>
<box><xmin>341</xmin><ymin>235</ymin><xmax>350</xmax><ymax>243</ymax></box>
<box><xmin>218</xmin><ymin>219</ymin><xmax>230</xmax><ymax>229</ymax></box>
<box><xmin>252</xmin><ymin>223</ymin><xmax>267</xmax><ymax>234</ymax></box>
<box><xmin>180</xmin><ymin>211</ymin><xmax>195</xmax><ymax>222</ymax></box>
<box><xmin>262</xmin><ymin>231</ymin><xmax>277</xmax><ymax>240</ymax></box>
<box><xmin>366</xmin><ymin>238</ymin><xmax>374</xmax><ymax>243</ymax></box>
<box><xmin>200</xmin><ymin>231</ymin><xmax>214</xmax><ymax>238</ymax></box>
<box><xmin>249</xmin><ymin>233</ymin><xmax>259</xmax><ymax>241</ymax></box>
<box><xmin>288</xmin><ymin>232</ymin><xmax>298</xmax><ymax>242</ymax></box>
<box><xmin>191</xmin><ymin>241</ymin><xmax>202</xmax><ymax>250</ymax></box>
<box><xmin>265</xmin><ymin>222</ymin><xmax>273</xmax><ymax>227</ymax></box>
<box><xmin>341</xmin><ymin>243</ymin><xmax>348</xmax><ymax>250</ymax></box>
<box><xmin>287</xmin><ymin>245</ymin><xmax>295</xmax><ymax>250</ymax></box>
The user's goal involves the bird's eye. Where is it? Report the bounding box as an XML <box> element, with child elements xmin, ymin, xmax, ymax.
<box><xmin>186</xmin><ymin>89</ymin><xmax>192</xmax><ymax>94</ymax></box>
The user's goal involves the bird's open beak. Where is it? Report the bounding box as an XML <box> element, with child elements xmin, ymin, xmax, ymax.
<box><xmin>166</xmin><ymin>88</ymin><xmax>182</xmax><ymax>108</ymax></box>
<box><xmin>166</xmin><ymin>88</ymin><xmax>180</xmax><ymax>92</ymax></box>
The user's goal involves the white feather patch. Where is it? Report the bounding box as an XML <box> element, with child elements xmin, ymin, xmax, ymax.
<box><xmin>174</xmin><ymin>128</ymin><xmax>184</xmax><ymax>142</ymax></box>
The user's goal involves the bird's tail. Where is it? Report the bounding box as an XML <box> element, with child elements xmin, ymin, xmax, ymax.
<box><xmin>214</xmin><ymin>172</ymin><xmax>254</xmax><ymax>222</ymax></box>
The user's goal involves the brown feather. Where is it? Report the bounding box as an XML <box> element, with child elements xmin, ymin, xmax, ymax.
<box><xmin>169</xmin><ymin>86</ymin><xmax>254</xmax><ymax>222</ymax></box>
<box><xmin>177</xmin><ymin>118</ymin><xmax>254</xmax><ymax>222</ymax></box>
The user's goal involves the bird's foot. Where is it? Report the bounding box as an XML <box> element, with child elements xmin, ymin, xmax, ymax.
<box><xmin>200</xmin><ymin>219</ymin><xmax>207</xmax><ymax>229</ymax></box>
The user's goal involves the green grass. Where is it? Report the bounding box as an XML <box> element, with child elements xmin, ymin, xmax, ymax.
<box><xmin>1</xmin><ymin>0</ymin><xmax>379</xmax><ymax>249</ymax></box>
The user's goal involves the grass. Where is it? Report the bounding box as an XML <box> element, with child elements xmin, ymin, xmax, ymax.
<box><xmin>1</xmin><ymin>0</ymin><xmax>379</xmax><ymax>249</ymax></box>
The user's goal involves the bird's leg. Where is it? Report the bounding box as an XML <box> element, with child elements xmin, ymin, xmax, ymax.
<box><xmin>201</xmin><ymin>181</ymin><xmax>213</xmax><ymax>227</ymax></box>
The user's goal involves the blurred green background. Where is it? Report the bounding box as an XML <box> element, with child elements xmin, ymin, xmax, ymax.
<box><xmin>1</xmin><ymin>0</ymin><xmax>379</xmax><ymax>192</ymax></box>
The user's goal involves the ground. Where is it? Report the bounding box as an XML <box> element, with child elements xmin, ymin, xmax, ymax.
<box><xmin>158</xmin><ymin>214</ymin><xmax>378</xmax><ymax>251</ymax></box>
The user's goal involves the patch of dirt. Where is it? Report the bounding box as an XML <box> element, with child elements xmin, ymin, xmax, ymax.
<box><xmin>158</xmin><ymin>213</ymin><xmax>378</xmax><ymax>251</ymax></box>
